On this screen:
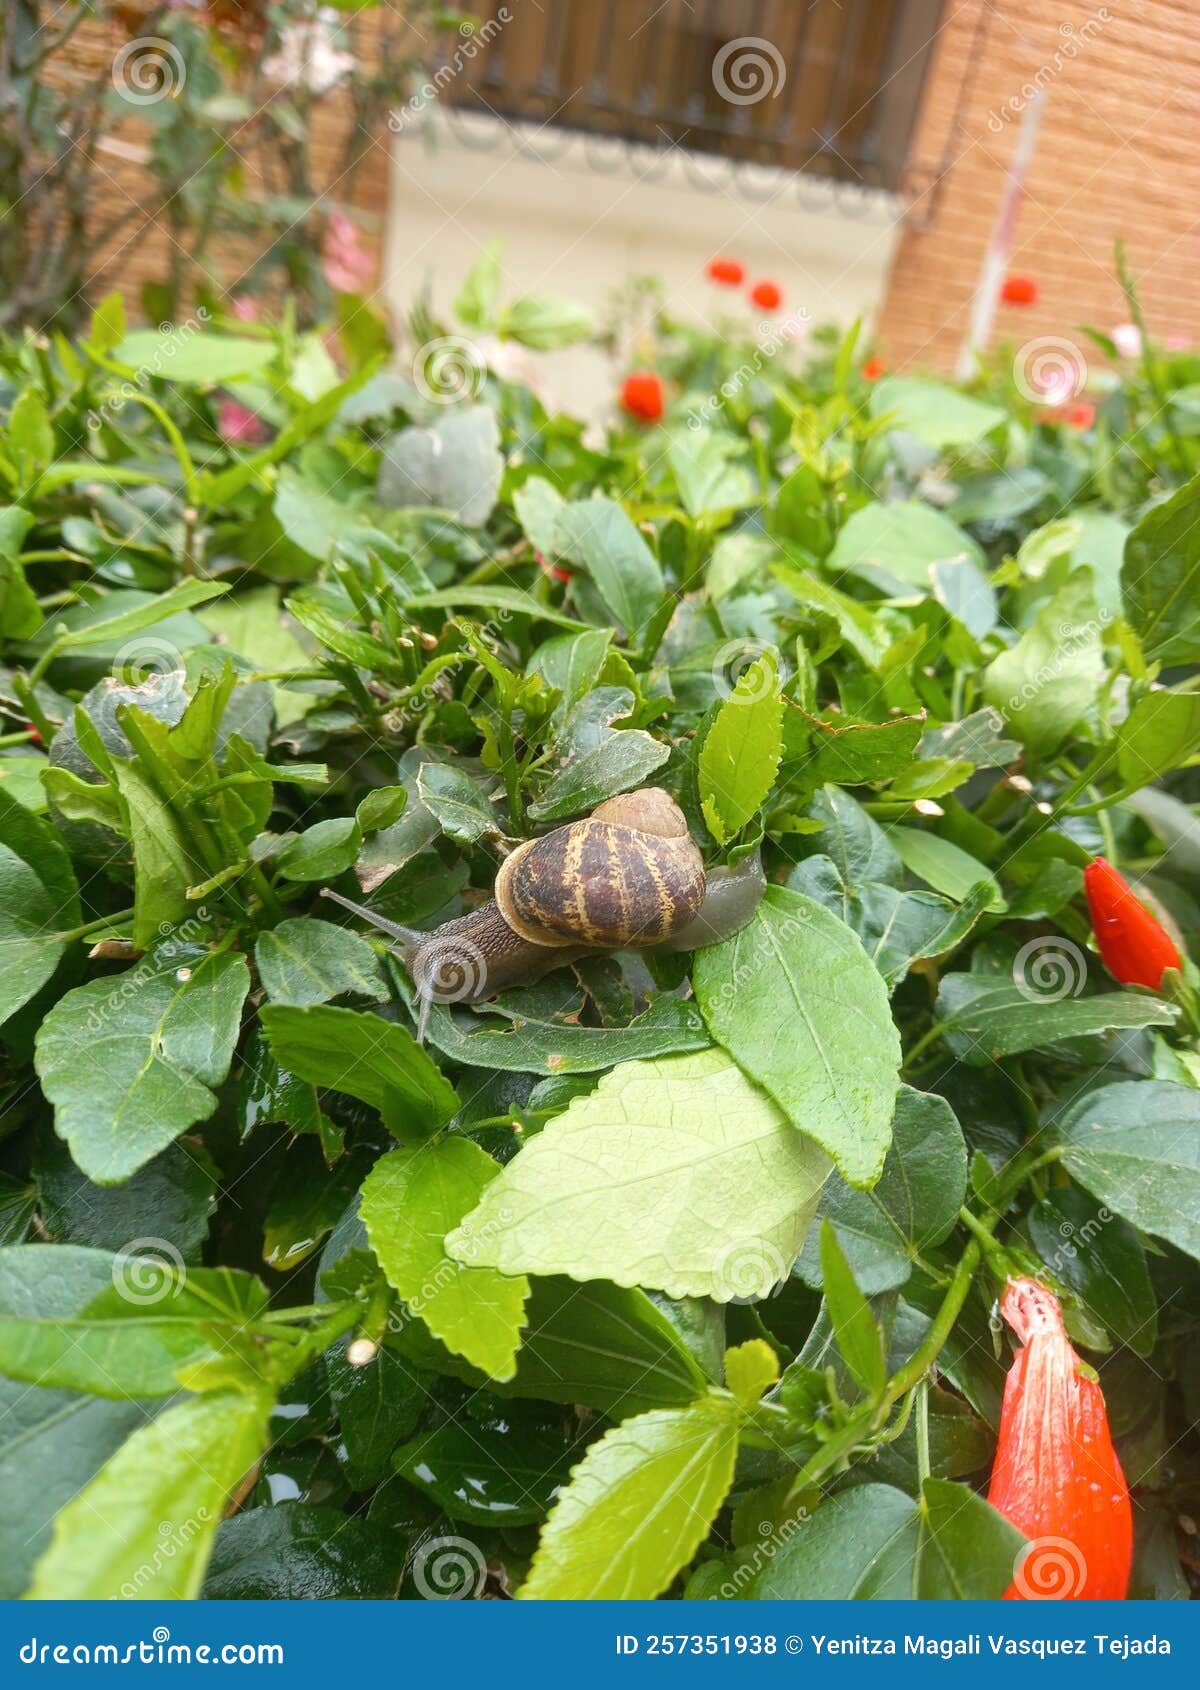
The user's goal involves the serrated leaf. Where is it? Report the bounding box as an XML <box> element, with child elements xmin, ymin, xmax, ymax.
<box><xmin>361</xmin><ymin>1136</ymin><xmax>528</xmax><ymax>1379</ymax></box>
<box><xmin>446</xmin><ymin>1048</ymin><xmax>830</xmax><ymax>1300</ymax></box>
<box><xmin>520</xmin><ymin>1396</ymin><xmax>739</xmax><ymax>1599</ymax></box>
<box><xmin>255</xmin><ymin>917</ymin><xmax>387</xmax><ymax>1007</ymax></box>
<box><xmin>699</xmin><ymin>653</ymin><xmax>783</xmax><ymax>844</ymax></box>
<box><xmin>35</xmin><ymin>948</ymin><xmax>250</xmax><ymax>1184</ymax></box>
<box><xmin>694</xmin><ymin>886</ymin><xmax>901</xmax><ymax>1187</ymax></box>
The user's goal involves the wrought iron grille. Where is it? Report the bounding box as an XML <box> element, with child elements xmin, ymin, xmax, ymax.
<box><xmin>437</xmin><ymin>0</ymin><xmax>946</xmax><ymax>194</ymax></box>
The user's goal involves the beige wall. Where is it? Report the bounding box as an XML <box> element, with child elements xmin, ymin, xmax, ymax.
<box><xmin>879</xmin><ymin>0</ymin><xmax>1200</xmax><ymax>369</ymax></box>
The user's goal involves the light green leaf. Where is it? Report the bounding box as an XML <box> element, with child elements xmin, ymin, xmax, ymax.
<box><xmin>27</xmin><ymin>1388</ymin><xmax>272</xmax><ymax>1599</ymax></box>
<box><xmin>888</xmin><ymin>825</ymin><xmax>1004</xmax><ymax>910</ymax></box>
<box><xmin>255</xmin><ymin>918</ymin><xmax>387</xmax><ymax>1007</ymax></box>
<box><xmin>519</xmin><ymin>1396</ymin><xmax>739</xmax><ymax>1599</ymax></box>
<box><xmin>446</xmin><ymin>1048</ymin><xmax>830</xmax><ymax>1300</ymax></box>
<box><xmin>666</xmin><ymin>429</ymin><xmax>756</xmax><ymax>519</ymax></box>
<box><xmin>1122</xmin><ymin>475</ymin><xmax>1200</xmax><ymax>663</ymax></box>
<box><xmin>828</xmin><ymin>500</ymin><xmax>983</xmax><ymax>596</ymax></box>
<box><xmin>277</xmin><ymin>816</ymin><xmax>362</xmax><ymax>882</ymax></box>
<box><xmin>361</xmin><ymin>1136</ymin><xmax>528</xmax><ymax>1379</ymax></box>
<box><xmin>871</xmin><ymin>377</ymin><xmax>1006</xmax><ymax>447</ymax></box>
<box><xmin>554</xmin><ymin>498</ymin><xmax>664</xmax><ymax>639</ymax></box>
<box><xmin>819</xmin><ymin>1220</ymin><xmax>886</xmax><ymax>1397</ymax></box>
<box><xmin>35</xmin><ymin>948</ymin><xmax>250</xmax><ymax>1184</ymax></box>
<box><xmin>107</xmin><ymin>759</ymin><xmax>194</xmax><ymax>947</ymax></box>
<box><xmin>113</xmin><ymin>331</ymin><xmax>277</xmax><ymax>385</ymax></box>
<box><xmin>51</xmin><ymin>579</ymin><xmax>227</xmax><ymax>650</ymax></box>
<box><xmin>694</xmin><ymin>886</ymin><xmax>901</xmax><ymax>1188</ymax></box>
<box><xmin>261</xmin><ymin>1004</ymin><xmax>459</xmax><ymax>1135</ymax></box>
<box><xmin>1115</xmin><ymin>687</ymin><xmax>1200</xmax><ymax>784</ymax></box>
<box><xmin>499</xmin><ymin>294</ymin><xmax>593</xmax><ymax>350</ymax></box>
<box><xmin>699</xmin><ymin>653</ymin><xmax>783</xmax><ymax>844</ymax></box>
<box><xmin>983</xmin><ymin>571</ymin><xmax>1105</xmax><ymax>753</ymax></box>
<box><xmin>1049</xmin><ymin>1080</ymin><xmax>1200</xmax><ymax>1262</ymax></box>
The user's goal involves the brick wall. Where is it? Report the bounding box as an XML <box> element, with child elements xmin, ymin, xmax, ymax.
<box><xmin>878</xmin><ymin>0</ymin><xmax>1200</xmax><ymax>370</ymax></box>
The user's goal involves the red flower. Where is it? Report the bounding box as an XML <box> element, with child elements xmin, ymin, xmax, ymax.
<box><xmin>1001</xmin><ymin>274</ymin><xmax>1039</xmax><ymax>306</ymax></box>
<box><xmin>620</xmin><ymin>371</ymin><xmax>664</xmax><ymax>424</ymax></box>
<box><xmin>1065</xmin><ymin>402</ymin><xmax>1096</xmax><ymax>429</ymax></box>
<box><xmin>988</xmin><ymin>1279</ymin><xmax>1131</xmax><ymax>1600</ymax></box>
<box><xmin>1084</xmin><ymin>856</ymin><xmax>1181</xmax><ymax>990</ymax></box>
<box><xmin>862</xmin><ymin>356</ymin><xmax>886</xmax><ymax>382</ymax></box>
<box><xmin>749</xmin><ymin>279</ymin><xmax>782</xmax><ymax>312</ymax></box>
<box><xmin>706</xmin><ymin>257</ymin><xmax>745</xmax><ymax>287</ymax></box>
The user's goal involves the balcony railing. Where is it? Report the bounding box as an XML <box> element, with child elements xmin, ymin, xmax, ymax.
<box><xmin>436</xmin><ymin>0</ymin><xmax>945</xmax><ymax>194</ymax></box>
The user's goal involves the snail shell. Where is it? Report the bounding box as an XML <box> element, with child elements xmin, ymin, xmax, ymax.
<box><xmin>494</xmin><ymin>787</ymin><xmax>706</xmax><ymax>951</ymax></box>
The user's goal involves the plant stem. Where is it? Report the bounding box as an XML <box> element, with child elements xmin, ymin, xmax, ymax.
<box><xmin>57</xmin><ymin>907</ymin><xmax>136</xmax><ymax>942</ymax></box>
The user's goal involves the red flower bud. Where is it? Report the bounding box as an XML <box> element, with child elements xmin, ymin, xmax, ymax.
<box><xmin>1084</xmin><ymin>856</ymin><xmax>1181</xmax><ymax>990</ymax></box>
<box><xmin>861</xmin><ymin>356</ymin><xmax>886</xmax><ymax>382</ymax></box>
<box><xmin>1001</xmin><ymin>274</ymin><xmax>1039</xmax><ymax>306</ymax></box>
<box><xmin>988</xmin><ymin>1279</ymin><xmax>1131</xmax><ymax>1600</ymax></box>
<box><xmin>535</xmin><ymin>550</ymin><xmax>571</xmax><ymax>585</ymax></box>
<box><xmin>620</xmin><ymin>371</ymin><xmax>664</xmax><ymax>424</ymax></box>
<box><xmin>749</xmin><ymin>279</ymin><xmax>782</xmax><ymax>312</ymax></box>
<box><xmin>706</xmin><ymin>257</ymin><xmax>745</xmax><ymax>287</ymax></box>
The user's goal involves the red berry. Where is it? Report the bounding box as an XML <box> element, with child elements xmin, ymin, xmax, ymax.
<box><xmin>1001</xmin><ymin>273</ymin><xmax>1039</xmax><ymax>306</ymax></box>
<box><xmin>620</xmin><ymin>371</ymin><xmax>665</xmax><ymax>424</ymax></box>
<box><xmin>705</xmin><ymin>257</ymin><xmax>745</xmax><ymax>287</ymax></box>
<box><xmin>749</xmin><ymin>279</ymin><xmax>782</xmax><ymax>312</ymax></box>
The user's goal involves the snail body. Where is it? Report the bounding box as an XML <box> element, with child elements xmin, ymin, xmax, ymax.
<box><xmin>323</xmin><ymin>787</ymin><xmax>761</xmax><ymax>1017</ymax></box>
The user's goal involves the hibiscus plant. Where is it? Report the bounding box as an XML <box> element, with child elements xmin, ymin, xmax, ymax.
<box><xmin>0</xmin><ymin>264</ymin><xmax>1199</xmax><ymax>1603</ymax></box>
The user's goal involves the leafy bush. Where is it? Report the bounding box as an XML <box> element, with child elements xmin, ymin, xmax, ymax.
<box><xmin>1</xmin><ymin>275</ymin><xmax>1199</xmax><ymax>1601</ymax></box>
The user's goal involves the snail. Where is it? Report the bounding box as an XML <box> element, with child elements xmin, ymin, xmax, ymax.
<box><xmin>322</xmin><ymin>786</ymin><xmax>764</xmax><ymax>1035</ymax></box>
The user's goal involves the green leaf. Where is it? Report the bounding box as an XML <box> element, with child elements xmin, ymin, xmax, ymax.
<box><xmin>255</xmin><ymin>917</ymin><xmax>387</xmax><ymax>1007</ymax></box>
<box><xmin>819</xmin><ymin>1220</ymin><xmax>886</xmax><ymax>1397</ymax></box>
<box><xmin>499</xmin><ymin>294</ymin><xmax>593</xmax><ymax>350</ymax></box>
<box><xmin>34</xmin><ymin>1136</ymin><xmax>216</xmax><ymax>1257</ymax></box>
<box><xmin>260</xmin><ymin>1004</ymin><xmax>459</xmax><ymax>1135</ymax></box>
<box><xmin>0</xmin><ymin>787</ymin><xmax>79</xmax><ymax>1025</ymax></box>
<box><xmin>1122</xmin><ymin>475</ymin><xmax>1200</xmax><ymax>663</ymax></box>
<box><xmin>325</xmin><ymin>1344</ymin><xmax>425</xmax><ymax>1489</ymax></box>
<box><xmin>446</xmin><ymin>1048</ymin><xmax>830</xmax><ymax>1301</ymax></box>
<box><xmin>888</xmin><ymin>826</ymin><xmax>1004</xmax><ymax>910</ymax></box>
<box><xmin>377</xmin><ymin>407</ymin><xmax>502</xmax><ymax>528</ymax></box>
<box><xmin>666</xmin><ymin>429</ymin><xmax>756</xmax><ymax>518</ymax></box>
<box><xmin>797</xmin><ymin>1087</ymin><xmax>967</xmax><ymax>1293</ymax></box>
<box><xmin>801</xmin><ymin>712</ymin><xmax>925</xmax><ymax>788</ymax></box>
<box><xmin>0</xmin><ymin>506</ymin><xmax>41</xmax><ymax>639</ymax></box>
<box><xmin>0</xmin><ymin>1262</ymin><xmax>267</xmax><ymax>1399</ymax></box>
<box><xmin>406</xmin><ymin>585</ymin><xmax>589</xmax><ymax>632</ymax></box>
<box><xmin>526</xmin><ymin>627</ymin><xmax>611</xmax><ymax>714</ymax></box>
<box><xmin>35</xmin><ymin>948</ymin><xmax>250</xmax><ymax>1184</ymax></box>
<box><xmin>983</xmin><ymin>571</ymin><xmax>1105</xmax><ymax>753</ymax></box>
<box><xmin>26</xmin><ymin>1387</ymin><xmax>272</xmax><ymax>1599</ymax></box>
<box><xmin>554</xmin><ymin>498</ymin><xmax>664</xmax><ymax>639</ymax></box>
<box><xmin>1028</xmin><ymin>1188</ymin><xmax>1157</xmax><ymax>1356</ymax></box>
<box><xmin>107</xmin><ymin>758</ymin><xmax>195</xmax><ymax>947</ymax></box>
<box><xmin>420</xmin><ymin>991</ymin><xmax>709</xmax><ymax>1074</ymax></box>
<box><xmin>361</xmin><ymin>1136</ymin><xmax>529</xmax><ymax>1379</ymax></box>
<box><xmin>394</xmin><ymin>1412</ymin><xmax>573</xmax><ymax>1525</ymax></box>
<box><xmin>203</xmin><ymin>1505</ymin><xmax>403</xmax><ymax>1599</ymax></box>
<box><xmin>51</xmin><ymin>578</ymin><xmax>228</xmax><ymax>650</ymax></box>
<box><xmin>828</xmin><ymin>500</ymin><xmax>983</xmax><ymax>596</ymax></box>
<box><xmin>699</xmin><ymin>653</ymin><xmax>783</xmax><ymax>844</ymax></box>
<box><xmin>724</xmin><ymin>1339</ymin><xmax>780</xmax><ymax>1409</ymax></box>
<box><xmin>113</xmin><ymin>330</ymin><xmax>277</xmax><ymax>385</ymax></box>
<box><xmin>694</xmin><ymin>886</ymin><xmax>901</xmax><ymax>1187</ymax></box>
<box><xmin>416</xmin><ymin>761</ymin><xmax>500</xmax><ymax>843</ymax></box>
<box><xmin>871</xmin><ymin>377</ymin><xmax>1006</xmax><ymax>447</ymax></box>
<box><xmin>520</xmin><ymin>1396</ymin><xmax>739</xmax><ymax>1599</ymax></box>
<box><xmin>934</xmin><ymin>974</ymin><xmax>1176</xmax><ymax>1064</ymax></box>
<box><xmin>1115</xmin><ymin>687</ymin><xmax>1200</xmax><ymax>784</ymax></box>
<box><xmin>917</xmin><ymin>1478</ymin><xmax>1026</xmax><ymax>1599</ymax></box>
<box><xmin>0</xmin><ymin>1246</ymin><xmax>155</xmax><ymax>1597</ymax></box>
<box><xmin>1049</xmin><ymin>1081</ymin><xmax>1200</xmax><ymax>1263</ymax></box>
<box><xmin>529</xmin><ymin>689</ymin><xmax>670</xmax><ymax>821</ymax></box>
<box><xmin>454</xmin><ymin>240</ymin><xmax>503</xmax><ymax>328</ymax></box>
<box><xmin>277</xmin><ymin>816</ymin><xmax>361</xmax><ymax>882</ymax></box>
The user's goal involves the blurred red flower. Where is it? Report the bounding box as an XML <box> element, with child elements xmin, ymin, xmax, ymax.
<box><xmin>706</xmin><ymin>257</ymin><xmax>745</xmax><ymax>287</ymax></box>
<box><xmin>749</xmin><ymin>279</ymin><xmax>782</xmax><ymax>312</ymax></box>
<box><xmin>1001</xmin><ymin>274</ymin><xmax>1039</xmax><ymax>306</ymax></box>
<box><xmin>620</xmin><ymin>371</ymin><xmax>665</xmax><ymax>424</ymax></box>
<box><xmin>862</xmin><ymin>356</ymin><xmax>886</xmax><ymax>381</ymax></box>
